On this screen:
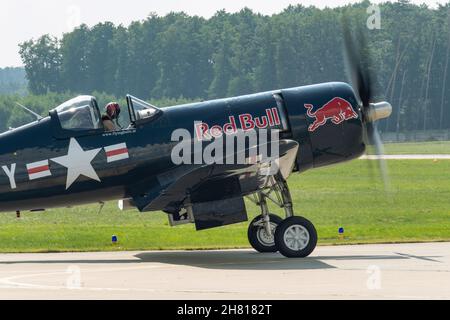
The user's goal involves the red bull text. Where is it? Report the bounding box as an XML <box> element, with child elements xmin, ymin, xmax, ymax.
<box><xmin>195</xmin><ymin>108</ymin><xmax>281</xmax><ymax>141</ymax></box>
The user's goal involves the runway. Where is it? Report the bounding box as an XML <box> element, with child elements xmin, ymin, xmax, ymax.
<box><xmin>0</xmin><ymin>242</ymin><xmax>449</xmax><ymax>299</ymax></box>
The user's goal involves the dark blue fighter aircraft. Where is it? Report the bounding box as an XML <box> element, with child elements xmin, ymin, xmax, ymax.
<box><xmin>0</xmin><ymin>25</ymin><xmax>392</xmax><ymax>257</ymax></box>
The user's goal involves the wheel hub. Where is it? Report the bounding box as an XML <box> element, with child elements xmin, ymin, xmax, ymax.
<box><xmin>283</xmin><ymin>224</ymin><xmax>310</xmax><ymax>251</ymax></box>
<box><xmin>256</xmin><ymin>222</ymin><xmax>277</xmax><ymax>246</ymax></box>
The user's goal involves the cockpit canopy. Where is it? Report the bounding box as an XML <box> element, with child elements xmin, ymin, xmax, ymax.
<box><xmin>50</xmin><ymin>94</ymin><xmax>161</xmax><ymax>137</ymax></box>
<box><xmin>52</xmin><ymin>95</ymin><xmax>102</xmax><ymax>131</ymax></box>
<box><xmin>126</xmin><ymin>95</ymin><xmax>160</xmax><ymax>123</ymax></box>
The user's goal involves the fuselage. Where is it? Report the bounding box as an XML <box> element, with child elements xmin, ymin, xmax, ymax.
<box><xmin>0</xmin><ymin>82</ymin><xmax>364</xmax><ymax>212</ymax></box>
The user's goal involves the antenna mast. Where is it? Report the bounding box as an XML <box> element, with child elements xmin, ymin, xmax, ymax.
<box><xmin>15</xmin><ymin>102</ymin><xmax>43</xmax><ymax>121</ymax></box>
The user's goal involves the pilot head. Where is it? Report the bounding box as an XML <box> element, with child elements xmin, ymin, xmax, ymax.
<box><xmin>105</xmin><ymin>102</ymin><xmax>121</xmax><ymax>120</ymax></box>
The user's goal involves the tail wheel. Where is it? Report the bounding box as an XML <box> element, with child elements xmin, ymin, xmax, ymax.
<box><xmin>248</xmin><ymin>214</ymin><xmax>283</xmax><ymax>253</ymax></box>
<box><xmin>275</xmin><ymin>216</ymin><xmax>317</xmax><ymax>258</ymax></box>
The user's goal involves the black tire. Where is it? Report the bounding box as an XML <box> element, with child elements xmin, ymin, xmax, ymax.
<box><xmin>248</xmin><ymin>214</ymin><xmax>283</xmax><ymax>253</ymax></box>
<box><xmin>274</xmin><ymin>216</ymin><xmax>317</xmax><ymax>258</ymax></box>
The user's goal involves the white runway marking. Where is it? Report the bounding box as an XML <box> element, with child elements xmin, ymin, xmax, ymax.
<box><xmin>0</xmin><ymin>243</ymin><xmax>449</xmax><ymax>299</ymax></box>
<box><xmin>360</xmin><ymin>154</ymin><xmax>450</xmax><ymax>160</ymax></box>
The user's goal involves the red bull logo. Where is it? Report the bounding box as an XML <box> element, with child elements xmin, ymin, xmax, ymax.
<box><xmin>304</xmin><ymin>97</ymin><xmax>358</xmax><ymax>132</ymax></box>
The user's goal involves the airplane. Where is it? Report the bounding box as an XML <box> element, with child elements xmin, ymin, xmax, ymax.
<box><xmin>0</xmin><ymin>24</ymin><xmax>392</xmax><ymax>258</ymax></box>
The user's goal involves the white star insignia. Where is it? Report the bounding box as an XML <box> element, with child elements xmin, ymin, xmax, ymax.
<box><xmin>51</xmin><ymin>138</ymin><xmax>102</xmax><ymax>190</ymax></box>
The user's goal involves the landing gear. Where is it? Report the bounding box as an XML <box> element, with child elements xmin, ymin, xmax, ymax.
<box><xmin>246</xmin><ymin>174</ymin><xmax>317</xmax><ymax>258</ymax></box>
<box><xmin>248</xmin><ymin>214</ymin><xmax>282</xmax><ymax>252</ymax></box>
<box><xmin>274</xmin><ymin>216</ymin><xmax>317</xmax><ymax>258</ymax></box>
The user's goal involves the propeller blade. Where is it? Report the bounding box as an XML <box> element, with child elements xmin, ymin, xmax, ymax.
<box><xmin>342</xmin><ymin>17</ymin><xmax>373</xmax><ymax>109</ymax></box>
<box><xmin>371</xmin><ymin>122</ymin><xmax>392</xmax><ymax>193</ymax></box>
<box><xmin>342</xmin><ymin>15</ymin><xmax>391</xmax><ymax>193</ymax></box>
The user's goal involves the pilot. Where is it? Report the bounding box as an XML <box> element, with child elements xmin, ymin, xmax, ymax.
<box><xmin>102</xmin><ymin>102</ymin><xmax>121</xmax><ymax>132</ymax></box>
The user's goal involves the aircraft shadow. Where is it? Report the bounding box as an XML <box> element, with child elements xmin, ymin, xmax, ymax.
<box><xmin>0</xmin><ymin>250</ymin><xmax>432</xmax><ymax>270</ymax></box>
<box><xmin>133</xmin><ymin>250</ymin><xmax>412</xmax><ymax>270</ymax></box>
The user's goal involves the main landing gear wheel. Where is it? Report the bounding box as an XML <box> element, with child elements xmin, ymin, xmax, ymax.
<box><xmin>248</xmin><ymin>214</ymin><xmax>283</xmax><ymax>253</ymax></box>
<box><xmin>274</xmin><ymin>216</ymin><xmax>317</xmax><ymax>258</ymax></box>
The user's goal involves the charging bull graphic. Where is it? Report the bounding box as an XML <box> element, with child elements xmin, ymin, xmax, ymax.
<box><xmin>304</xmin><ymin>97</ymin><xmax>358</xmax><ymax>132</ymax></box>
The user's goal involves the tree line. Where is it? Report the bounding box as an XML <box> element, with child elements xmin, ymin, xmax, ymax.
<box><xmin>0</xmin><ymin>67</ymin><xmax>27</xmax><ymax>95</ymax></box>
<box><xmin>5</xmin><ymin>0</ymin><xmax>450</xmax><ymax>134</ymax></box>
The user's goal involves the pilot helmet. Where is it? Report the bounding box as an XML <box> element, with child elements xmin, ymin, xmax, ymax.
<box><xmin>105</xmin><ymin>102</ymin><xmax>121</xmax><ymax>120</ymax></box>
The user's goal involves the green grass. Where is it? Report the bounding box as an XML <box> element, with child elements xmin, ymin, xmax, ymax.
<box><xmin>370</xmin><ymin>140</ymin><xmax>450</xmax><ymax>155</ymax></box>
<box><xmin>0</xmin><ymin>159</ymin><xmax>449</xmax><ymax>253</ymax></box>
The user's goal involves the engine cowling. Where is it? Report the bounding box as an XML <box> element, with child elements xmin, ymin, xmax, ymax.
<box><xmin>280</xmin><ymin>82</ymin><xmax>365</xmax><ymax>172</ymax></box>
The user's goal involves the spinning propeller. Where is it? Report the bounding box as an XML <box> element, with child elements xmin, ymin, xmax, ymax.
<box><xmin>342</xmin><ymin>17</ymin><xmax>393</xmax><ymax>191</ymax></box>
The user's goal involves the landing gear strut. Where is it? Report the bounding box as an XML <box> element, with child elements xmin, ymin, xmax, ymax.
<box><xmin>246</xmin><ymin>174</ymin><xmax>317</xmax><ymax>258</ymax></box>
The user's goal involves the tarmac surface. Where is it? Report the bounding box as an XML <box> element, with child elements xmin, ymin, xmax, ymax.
<box><xmin>0</xmin><ymin>242</ymin><xmax>449</xmax><ymax>299</ymax></box>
